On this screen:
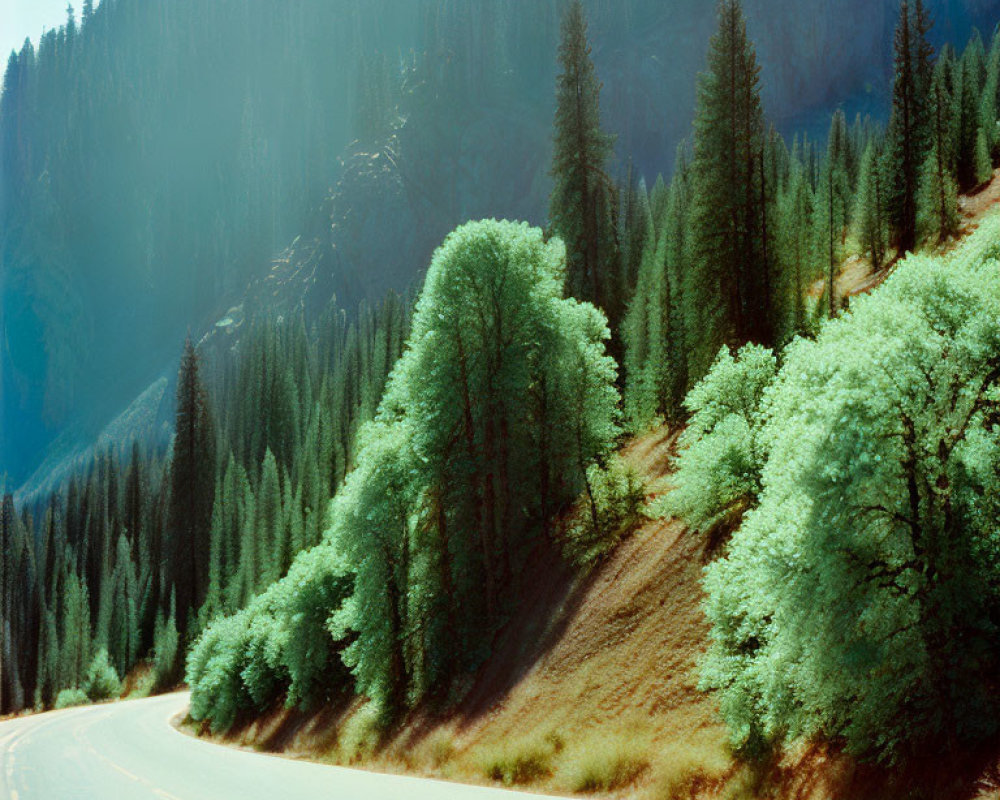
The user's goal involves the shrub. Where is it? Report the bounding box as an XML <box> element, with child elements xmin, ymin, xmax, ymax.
<box><xmin>54</xmin><ymin>688</ymin><xmax>89</xmax><ymax>710</ymax></box>
<box><xmin>657</xmin><ymin>343</ymin><xmax>776</xmax><ymax>534</ymax></box>
<box><xmin>82</xmin><ymin>649</ymin><xmax>122</xmax><ymax>702</ymax></box>
<box><xmin>563</xmin><ymin>455</ymin><xmax>646</xmax><ymax>567</ymax></box>
<box><xmin>186</xmin><ymin>542</ymin><xmax>352</xmax><ymax>732</ymax></box>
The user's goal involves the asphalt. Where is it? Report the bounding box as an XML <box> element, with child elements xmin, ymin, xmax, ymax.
<box><xmin>0</xmin><ymin>693</ymin><xmax>560</xmax><ymax>800</ymax></box>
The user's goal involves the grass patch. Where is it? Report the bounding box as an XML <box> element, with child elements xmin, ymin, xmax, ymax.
<box><xmin>479</xmin><ymin>731</ymin><xmax>563</xmax><ymax>786</ymax></box>
<box><xmin>334</xmin><ymin>702</ymin><xmax>383</xmax><ymax>764</ymax></box>
<box><xmin>561</xmin><ymin>727</ymin><xmax>651</xmax><ymax>793</ymax></box>
<box><xmin>418</xmin><ymin>730</ymin><xmax>457</xmax><ymax>770</ymax></box>
<box><xmin>648</xmin><ymin>730</ymin><xmax>732</xmax><ymax>799</ymax></box>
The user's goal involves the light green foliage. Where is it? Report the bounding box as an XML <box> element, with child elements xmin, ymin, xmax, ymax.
<box><xmin>702</xmin><ymin>219</ymin><xmax>1000</xmax><ymax>762</ymax></box>
<box><xmin>54</xmin><ymin>688</ymin><xmax>90</xmax><ymax>710</ymax></box>
<box><xmin>190</xmin><ymin>220</ymin><xmax>622</xmax><ymax>730</ymax></box>
<box><xmin>186</xmin><ymin>544</ymin><xmax>352</xmax><ymax>731</ymax></box>
<box><xmin>328</xmin><ymin>423</ymin><xmax>416</xmax><ymax>722</ymax></box>
<box><xmin>661</xmin><ymin>344</ymin><xmax>777</xmax><ymax>535</ymax></box>
<box><xmin>562</xmin><ymin>455</ymin><xmax>646</xmax><ymax>568</ymax></box>
<box><xmin>82</xmin><ymin>648</ymin><xmax>122</xmax><ymax>702</ymax></box>
<box><xmin>330</xmin><ymin>219</ymin><xmax>621</xmax><ymax>718</ymax></box>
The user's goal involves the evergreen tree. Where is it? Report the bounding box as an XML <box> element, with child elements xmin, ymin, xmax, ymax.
<box><xmin>885</xmin><ymin>0</ymin><xmax>934</xmax><ymax>253</ymax></box>
<box><xmin>815</xmin><ymin>116</ymin><xmax>852</xmax><ymax>317</ymax></box>
<box><xmin>852</xmin><ymin>138</ymin><xmax>889</xmax><ymax>270</ymax></box>
<box><xmin>917</xmin><ymin>62</ymin><xmax>960</xmax><ymax>244</ymax></box>
<box><xmin>687</xmin><ymin>0</ymin><xmax>772</xmax><ymax>377</ymax></box>
<box><xmin>776</xmin><ymin>147</ymin><xmax>816</xmax><ymax>342</ymax></box>
<box><xmin>166</xmin><ymin>337</ymin><xmax>217</xmax><ymax>635</ymax></box>
<box><xmin>549</xmin><ymin>0</ymin><xmax>618</xmax><ymax>320</ymax></box>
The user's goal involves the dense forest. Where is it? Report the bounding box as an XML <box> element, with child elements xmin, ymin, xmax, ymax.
<box><xmin>3</xmin><ymin>0</ymin><xmax>1000</xmax><ymax>795</ymax></box>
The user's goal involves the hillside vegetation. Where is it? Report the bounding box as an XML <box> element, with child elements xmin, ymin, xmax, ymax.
<box><xmin>194</xmin><ymin>193</ymin><xmax>1000</xmax><ymax>800</ymax></box>
<box><xmin>5</xmin><ymin>2</ymin><xmax>1000</xmax><ymax>799</ymax></box>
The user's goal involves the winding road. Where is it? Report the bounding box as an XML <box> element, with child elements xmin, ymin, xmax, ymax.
<box><xmin>0</xmin><ymin>693</ymin><xmax>558</xmax><ymax>799</ymax></box>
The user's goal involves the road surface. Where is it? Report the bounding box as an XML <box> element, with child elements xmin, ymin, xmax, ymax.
<box><xmin>0</xmin><ymin>693</ymin><xmax>560</xmax><ymax>800</ymax></box>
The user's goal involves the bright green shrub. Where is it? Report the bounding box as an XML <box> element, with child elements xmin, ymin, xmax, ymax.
<box><xmin>186</xmin><ymin>613</ymin><xmax>252</xmax><ymax>732</ymax></box>
<box><xmin>660</xmin><ymin>343</ymin><xmax>777</xmax><ymax>534</ymax></box>
<box><xmin>186</xmin><ymin>542</ymin><xmax>352</xmax><ymax>732</ymax></box>
<box><xmin>702</xmin><ymin>219</ymin><xmax>1000</xmax><ymax>762</ymax></box>
<box><xmin>54</xmin><ymin>688</ymin><xmax>90</xmax><ymax>710</ymax></box>
<box><xmin>82</xmin><ymin>648</ymin><xmax>122</xmax><ymax>702</ymax></box>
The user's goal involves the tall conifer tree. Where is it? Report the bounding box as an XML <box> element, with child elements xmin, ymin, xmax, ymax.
<box><xmin>550</xmin><ymin>0</ymin><xmax>618</xmax><ymax>321</ymax></box>
<box><xmin>166</xmin><ymin>337</ymin><xmax>216</xmax><ymax>635</ymax></box>
<box><xmin>886</xmin><ymin>0</ymin><xmax>934</xmax><ymax>253</ymax></box>
<box><xmin>687</xmin><ymin>0</ymin><xmax>772</xmax><ymax>376</ymax></box>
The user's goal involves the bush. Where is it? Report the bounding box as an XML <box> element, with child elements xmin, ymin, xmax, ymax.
<box><xmin>54</xmin><ymin>688</ymin><xmax>90</xmax><ymax>710</ymax></box>
<box><xmin>82</xmin><ymin>649</ymin><xmax>122</xmax><ymax>702</ymax></box>
<box><xmin>186</xmin><ymin>542</ymin><xmax>352</xmax><ymax>732</ymax></box>
<box><xmin>563</xmin><ymin>455</ymin><xmax>646</xmax><ymax>567</ymax></box>
<box><xmin>658</xmin><ymin>343</ymin><xmax>776</xmax><ymax>535</ymax></box>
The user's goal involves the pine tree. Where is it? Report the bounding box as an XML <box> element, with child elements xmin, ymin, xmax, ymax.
<box><xmin>815</xmin><ymin>114</ymin><xmax>852</xmax><ymax>318</ymax></box>
<box><xmin>622</xmin><ymin>147</ymin><xmax>692</xmax><ymax>429</ymax></box>
<box><xmin>958</xmin><ymin>47</ymin><xmax>986</xmax><ymax>190</ymax></box>
<box><xmin>852</xmin><ymin>138</ymin><xmax>889</xmax><ymax>270</ymax></box>
<box><xmin>687</xmin><ymin>0</ymin><xmax>772</xmax><ymax>376</ymax></box>
<box><xmin>550</xmin><ymin>0</ymin><xmax>618</xmax><ymax>317</ymax></box>
<box><xmin>166</xmin><ymin>337</ymin><xmax>217</xmax><ymax>636</ymax></box>
<box><xmin>918</xmin><ymin>63</ymin><xmax>960</xmax><ymax>244</ymax></box>
<box><xmin>776</xmin><ymin>146</ymin><xmax>816</xmax><ymax>342</ymax></box>
<box><xmin>975</xmin><ymin>126</ymin><xmax>993</xmax><ymax>186</ymax></box>
<box><xmin>886</xmin><ymin>0</ymin><xmax>935</xmax><ymax>253</ymax></box>
<box><xmin>257</xmin><ymin>448</ymin><xmax>282</xmax><ymax>588</ymax></box>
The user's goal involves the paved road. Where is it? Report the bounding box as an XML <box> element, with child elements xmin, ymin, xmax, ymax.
<box><xmin>0</xmin><ymin>693</ymin><xmax>559</xmax><ymax>800</ymax></box>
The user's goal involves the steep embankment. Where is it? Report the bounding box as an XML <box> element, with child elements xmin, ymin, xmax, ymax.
<box><xmin>204</xmin><ymin>428</ymin><xmax>735</xmax><ymax>798</ymax></box>
<box><xmin>207</xmin><ymin>178</ymin><xmax>1000</xmax><ymax>800</ymax></box>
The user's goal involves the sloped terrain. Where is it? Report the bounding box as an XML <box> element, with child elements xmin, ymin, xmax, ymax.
<box><xmin>209</xmin><ymin>428</ymin><xmax>735</xmax><ymax>797</ymax></box>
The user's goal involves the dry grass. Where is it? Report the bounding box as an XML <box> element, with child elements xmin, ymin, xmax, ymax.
<box><xmin>477</xmin><ymin>731</ymin><xmax>563</xmax><ymax>786</ymax></box>
<box><xmin>646</xmin><ymin>730</ymin><xmax>732</xmax><ymax>799</ymax></box>
<box><xmin>559</xmin><ymin>723</ymin><xmax>652</xmax><ymax>793</ymax></box>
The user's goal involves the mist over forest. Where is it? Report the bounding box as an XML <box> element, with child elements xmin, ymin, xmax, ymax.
<box><xmin>2</xmin><ymin>0</ymin><xmax>997</xmax><ymax>490</ymax></box>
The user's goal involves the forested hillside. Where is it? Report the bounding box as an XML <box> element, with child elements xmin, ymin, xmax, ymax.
<box><xmin>3</xmin><ymin>1</ymin><xmax>1000</xmax><ymax>799</ymax></box>
<box><xmin>2</xmin><ymin>0</ymin><xmax>996</xmax><ymax>489</ymax></box>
